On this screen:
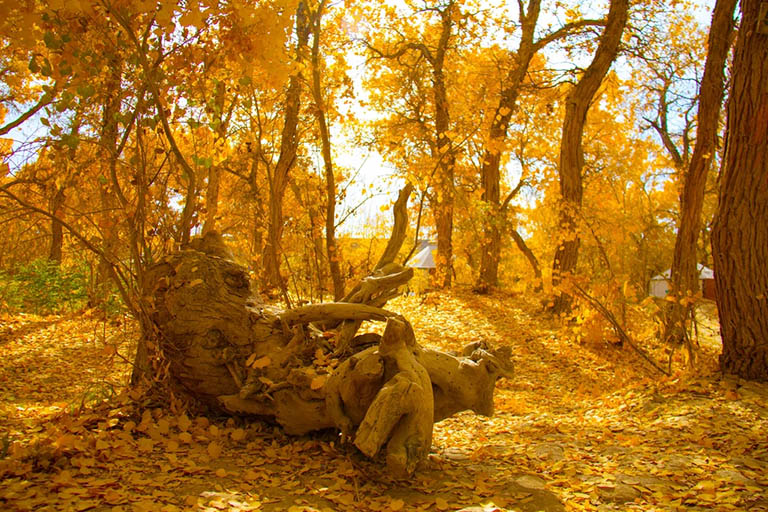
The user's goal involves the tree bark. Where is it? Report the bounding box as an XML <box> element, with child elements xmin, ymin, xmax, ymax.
<box><xmin>48</xmin><ymin>185</ymin><xmax>64</xmax><ymax>265</ymax></box>
<box><xmin>262</xmin><ymin>2</ymin><xmax>310</xmax><ymax>295</ymax></box>
<box><xmin>663</xmin><ymin>0</ymin><xmax>737</xmax><ymax>348</ymax></box>
<box><xmin>711</xmin><ymin>0</ymin><xmax>768</xmax><ymax>381</ymax></box>
<box><xmin>432</xmin><ymin>2</ymin><xmax>456</xmax><ymax>289</ymax></box>
<box><xmin>476</xmin><ymin>0</ymin><xmax>541</xmax><ymax>293</ymax></box>
<box><xmin>550</xmin><ymin>0</ymin><xmax>629</xmax><ymax>313</ymax></box>
<box><xmin>203</xmin><ymin>165</ymin><xmax>221</xmax><ymax>235</ymax></box>
<box><xmin>510</xmin><ymin>227</ymin><xmax>542</xmax><ymax>291</ymax></box>
<box><xmin>309</xmin><ymin>0</ymin><xmax>345</xmax><ymax>300</ymax></box>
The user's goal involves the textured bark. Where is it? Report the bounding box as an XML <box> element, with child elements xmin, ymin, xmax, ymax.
<box><xmin>476</xmin><ymin>0</ymin><xmax>540</xmax><ymax>292</ymax></box>
<box><xmin>663</xmin><ymin>0</ymin><xmax>737</xmax><ymax>347</ymax></box>
<box><xmin>202</xmin><ymin>165</ymin><xmax>221</xmax><ymax>235</ymax></box>
<box><xmin>262</xmin><ymin>2</ymin><xmax>310</xmax><ymax>294</ymax></box>
<box><xmin>309</xmin><ymin>0</ymin><xmax>345</xmax><ymax>301</ymax></box>
<box><xmin>550</xmin><ymin>0</ymin><xmax>629</xmax><ymax>313</ymax></box>
<box><xmin>432</xmin><ymin>3</ymin><xmax>456</xmax><ymax>289</ymax></box>
<box><xmin>711</xmin><ymin>0</ymin><xmax>768</xmax><ymax>381</ymax></box>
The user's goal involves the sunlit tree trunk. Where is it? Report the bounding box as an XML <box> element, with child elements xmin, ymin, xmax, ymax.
<box><xmin>309</xmin><ymin>0</ymin><xmax>345</xmax><ymax>300</ymax></box>
<box><xmin>432</xmin><ymin>2</ymin><xmax>455</xmax><ymax>289</ymax></box>
<box><xmin>550</xmin><ymin>0</ymin><xmax>628</xmax><ymax>313</ymax></box>
<box><xmin>202</xmin><ymin>165</ymin><xmax>221</xmax><ymax>235</ymax></box>
<box><xmin>476</xmin><ymin>1</ymin><xmax>540</xmax><ymax>293</ymax></box>
<box><xmin>663</xmin><ymin>0</ymin><xmax>737</xmax><ymax>348</ymax></box>
<box><xmin>711</xmin><ymin>0</ymin><xmax>768</xmax><ymax>381</ymax></box>
<box><xmin>262</xmin><ymin>2</ymin><xmax>310</xmax><ymax>296</ymax></box>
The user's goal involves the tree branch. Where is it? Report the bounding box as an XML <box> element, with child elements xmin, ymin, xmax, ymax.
<box><xmin>0</xmin><ymin>86</ymin><xmax>57</xmax><ymax>136</ymax></box>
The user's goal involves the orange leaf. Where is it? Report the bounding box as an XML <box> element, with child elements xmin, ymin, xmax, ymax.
<box><xmin>310</xmin><ymin>375</ymin><xmax>327</xmax><ymax>390</ymax></box>
<box><xmin>207</xmin><ymin>441</ymin><xmax>222</xmax><ymax>459</ymax></box>
<box><xmin>251</xmin><ymin>356</ymin><xmax>271</xmax><ymax>369</ymax></box>
<box><xmin>137</xmin><ymin>437</ymin><xmax>155</xmax><ymax>452</ymax></box>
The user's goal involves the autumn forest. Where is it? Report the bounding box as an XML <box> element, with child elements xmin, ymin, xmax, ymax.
<box><xmin>1</xmin><ymin>0</ymin><xmax>767</xmax><ymax>510</ymax></box>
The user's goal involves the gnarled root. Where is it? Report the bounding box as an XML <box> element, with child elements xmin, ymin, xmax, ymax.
<box><xmin>352</xmin><ymin>317</ymin><xmax>433</xmax><ymax>477</ymax></box>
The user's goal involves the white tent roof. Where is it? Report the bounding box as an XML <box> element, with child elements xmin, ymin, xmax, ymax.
<box><xmin>650</xmin><ymin>264</ymin><xmax>714</xmax><ymax>281</ymax></box>
<box><xmin>408</xmin><ymin>244</ymin><xmax>437</xmax><ymax>269</ymax></box>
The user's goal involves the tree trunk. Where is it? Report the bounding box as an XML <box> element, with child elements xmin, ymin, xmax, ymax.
<box><xmin>309</xmin><ymin>0</ymin><xmax>345</xmax><ymax>300</ymax></box>
<box><xmin>663</xmin><ymin>0</ymin><xmax>737</xmax><ymax>349</ymax></box>
<box><xmin>431</xmin><ymin>2</ymin><xmax>456</xmax><ymax>289</ymax></box>
<box><xmin>48</xmin><ymin>186</ymin><xmax>65</xmax><ymax>264</ymax></box>
<box><xmin>476</xmin><ymin>0</ymin><xmax>541</xmax><ymax>293</ymax></box>
<box><xmin>510</xmin><ymin>227</ymin><xmax>542</xmax><ymax>291</ymax></box>
<box><xmin>202</xmin><ymin>164</ymin><xmax>221</xmax><ymax>235</ymax></box>
<box><xmin>262</xmin><ymin>2</ymin><xmax>310</xmax><ymax>295</ymax></box>
<box><xmin>711</xmin><ymin>0</ymin><xmax>768</xmax><ymax>381</ymax></box>
<box><xmin>550</xmin><ymin>0</ymin><xmax>629</xmax><ymax>313</ymax></box>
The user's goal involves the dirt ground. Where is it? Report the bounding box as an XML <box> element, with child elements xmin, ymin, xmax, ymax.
<box><xmin>1</xmin><ymin>291</ymin><xmax>767</xmax><ymax>511</ymax></box>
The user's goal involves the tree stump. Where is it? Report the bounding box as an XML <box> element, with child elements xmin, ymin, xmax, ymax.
<box><xmin>141</xmin><ymin>246</ymin><xmax>512</xmax><ymax>475</ymax></box>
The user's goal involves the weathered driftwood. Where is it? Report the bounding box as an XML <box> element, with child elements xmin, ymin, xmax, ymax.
<box><xmin>140</xmin><ymin>187</ymin><xmax>512</xmax><ymax>475</ymax></box>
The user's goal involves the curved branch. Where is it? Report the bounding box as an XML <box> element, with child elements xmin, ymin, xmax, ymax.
<box><xmin>374</xmin><ymin>183</ymin><xmax>413</xmax><ymax>270</ymax></box>
<box><xmin>278</xmin><ymin>303</ymin><xmax>398</xmax><ymax>326</ymax></box>
<box><xmin>0</xmin><ymin>86</ymin><xmax>57</xmax><ymax>136</ymax></box>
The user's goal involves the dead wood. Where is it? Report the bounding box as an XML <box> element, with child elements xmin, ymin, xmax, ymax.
<box><xmin>140</xmin><ymin>184</ymin><xmax>511</xmax><ymax>475</ymax></box>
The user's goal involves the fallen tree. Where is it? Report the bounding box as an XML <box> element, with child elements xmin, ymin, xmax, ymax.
<box><xmin>138</xmin><ymin>187</ymin><xmax>513</xmax><ymax>476</ymax></box>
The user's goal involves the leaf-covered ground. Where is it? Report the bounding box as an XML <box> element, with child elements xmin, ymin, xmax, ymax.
<box><xmin>1</xmin><ymin>291</ymin><xmax>767</xmax><ymax>512</ymax></box>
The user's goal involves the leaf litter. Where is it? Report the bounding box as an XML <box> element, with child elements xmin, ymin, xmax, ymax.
<box><xmin>1</xmin><ymin>292</ymin><xmax>767</xmax><ymax>511</ymax></box>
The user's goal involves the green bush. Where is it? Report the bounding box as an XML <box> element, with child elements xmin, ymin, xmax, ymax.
<box><xmin>0</xmin><ymin>259</ymin><xmax>89</xmax><ymax>314</ymax></box>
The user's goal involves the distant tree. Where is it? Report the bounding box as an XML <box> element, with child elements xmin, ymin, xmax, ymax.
<box><xmin>711</xmin><ymin>0</ymin><xmax>768</xmax><ymax>381</ymax></box>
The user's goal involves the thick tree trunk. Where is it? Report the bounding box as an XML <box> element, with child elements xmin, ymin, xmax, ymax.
<box><xmin>663</xmin><ymin>0</ymin><xmax>737</xmax><ymax>349</ymax></box>
<box><xmin>431</xmin><ymin>2</ymin><xmax>456</xmax><ymax>289</ymax></box>
<box><xmin>550</xmin><ymin>0</ymin><xmax>629</xmax><ymax>313</ymax></box>
<box><xmin>711</xmin><ymin>0</ymin><xmax>768</xmax><ymax>381</ymax></box>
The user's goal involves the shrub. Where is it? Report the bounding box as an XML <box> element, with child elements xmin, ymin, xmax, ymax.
<box><xmin>0</xmin><ymin>259</ymin><xmax>88</xmax><ymax>314</ymax></box>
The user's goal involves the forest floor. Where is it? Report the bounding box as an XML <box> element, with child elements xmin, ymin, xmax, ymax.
<box><xmin>1</xmin><ymin>289</ymin><xmax>767</xmax><ymax>512</ymax></box>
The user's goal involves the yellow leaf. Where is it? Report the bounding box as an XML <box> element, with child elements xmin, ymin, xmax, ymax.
<box><xmin>178</xmin><ymin>432</ymin><xmax>193</xmax><ymax>444</ymax></box>
<box><xmin>388</xmin><ymin>498</ymin><xmax>405</xmax><ymax>511</ymax></box>
<box><xmin>251</xmin><ymin>356</ymin><xmax>271</xmax><ymax>369</ymax></box>
<box><xmin>207</xmin><ymin>441</ymin><xmax>222</xmax><ymax>459</ymax></box>
<box><xmin>434</xmin><ymin>497</ymin><xmax>450</xmax><ymax>511</ymax></box>
<box><xmin>231</xmin><ymin>428</ymin><xmax>246</xmax><ymax>442</ymax></box>
<box><xmin>138</xmin><ymin>437</ymin><xmax>155</xmax><ymax>452</ymax></box>
<box><xmin>177</xmin><ymin>414</ymin><xmax>192</xmax><ymax>432</ymax></box>
<box><xmin>310</xmin><ymin>375</ymin><xmax>327</xmax><ymax>390</ymax></box>
<box><xmin>188</xmin><ymin>279</ymin><xmax>203</xmax><ymax>287</ymax></box>
<box><xmin>215</xmin><ymin>468</ymin><xmax>227</xmax><ymax>478</ymax></box>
